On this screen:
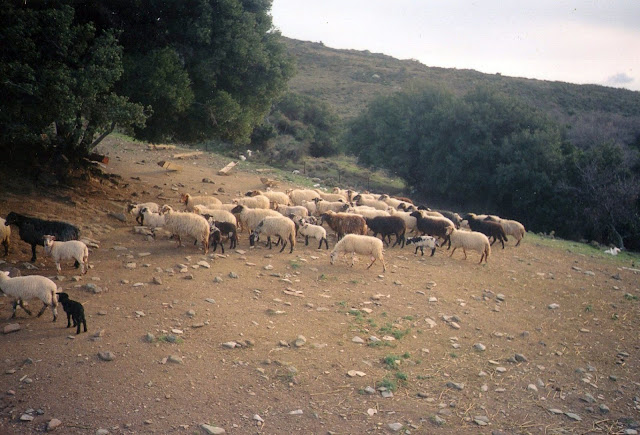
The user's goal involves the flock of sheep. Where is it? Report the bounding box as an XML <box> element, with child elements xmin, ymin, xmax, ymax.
<box><xmin>0</xmin><ymin>184</ymin><xmax>525</xmax><ymax>333</ymax></box>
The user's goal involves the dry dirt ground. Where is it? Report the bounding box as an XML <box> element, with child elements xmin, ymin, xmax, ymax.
<box><xmin>1</xmin><ymin>137</ymin><xmax>639</xmax><ymax>435</ymax></box>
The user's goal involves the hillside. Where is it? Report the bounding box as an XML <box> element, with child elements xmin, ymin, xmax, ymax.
<box><xmin>284</xmin><ymin>37</ymin><xmax>640</xmax><ymax>122</ymax></box>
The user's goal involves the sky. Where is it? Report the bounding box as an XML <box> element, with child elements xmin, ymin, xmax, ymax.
<box><xmin>270</xmin><ymin>0</ymin><xmax>640</xmax><ymax>91</ymax></box>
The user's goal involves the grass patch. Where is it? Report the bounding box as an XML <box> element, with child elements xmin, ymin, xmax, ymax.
<box><xmin>624</xmin><ymin>293</ymin><xmax>638</xmax><ymax>301</ymax></box>
<box><xmin>379</xmin><ymin>323</ymin><xmax>410</xmax><ymax>340</ymax></box>
<box><xmin>527</xmin><ymin>233</ymin><xmax>640</xmax><ymax>266</ymax></box>
<box><xmin>157</xmin><ymin>334</ymin><xmax>183</xmax><ymax>344</ymax></box>
<box><xmin>585</xmin><ymin>304</ymin><xmax>593</xmax><ymax>312</ymax></box>
<box><xmin>450</xmin><ymin>352</ymin><xmax>458</xmax><ymax>358</ymax></box>
<box><xmin>395</xmin><ymin>372</ymin><xmax>408</xmax><ymax>381</ymax></box>
<box><xmin>382</xmin><ymin>354</ymin><xmax>401</xmax><ymax>370</ymax></box>
<box><xmin>289</xmin><ymin>260</ymin><xmax>302</xmax><ymax>269</ymax></box>
<box><xmin>376</xmin><ymin>377</ymin><xmax>397</xmax><ymax>392</ymax></box>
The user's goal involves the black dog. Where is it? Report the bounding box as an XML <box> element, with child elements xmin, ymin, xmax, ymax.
<box><xmin>56</xmin><ymin>292</ymin><xmax>87</xmax><ymax>334</ymax></box>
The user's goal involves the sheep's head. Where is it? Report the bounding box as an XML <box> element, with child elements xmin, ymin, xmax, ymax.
<box><xmin>127</xmin><ymin>204</ymin><xmax>136</xmax><ymax>213</ymax></box>
<box><xmin>43</xmin><ymin>235</ymin><xmax>56</xmax><ymax>250</ymax></box>
<box><xmin>161</xmin><ymin>205</ymin><xmax>173</xmax><ymax>214</ymax></box>
<box><xmin>4</xmin><ymin>212</ymin><xmax>19</xmax><ymax>226</ymax></box>
<box><xmin>230</xmin><ymin>205</ymin><xmax>244</xmax><ymax>214</ymax></box>
<box><xmin>248</xmin><ymin>231</ymin><xmax>258</xmax><ymax>247</ymax></box>
<box><xmin>56</xmin><ymin>292</ymin><xmax>70</xmax><ymax>302</ymax></box>
<box><xmin>329</xmin><ymin>250</ymin><xmax>337</xmax><ymax>264</ymax></box>
<box><xmin>179</xmin><ymin>193</ymin><xmax>190</xmax><ymax>204</ymax></box>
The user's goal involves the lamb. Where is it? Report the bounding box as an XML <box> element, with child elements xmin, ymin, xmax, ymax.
<box><xmin>448</xmin><ymin>229</ymin><xmax>491</xmax><ymax>264</ymax></box>
<box><xmin>0</xmin><ymin>217</ymin><xmax>10</xmax><ymax>256</ymax></box>
<box><xmin>409</xmin><ymin>212</ymin><xmax>455</xmax><ymax>248</ymax></box>
<box><xmin>353</xmin><ymin>194</ymin><xmax>390</xmax><ymax>211</ymax></box>
<box><xmin>406</xmin><ymin>236</ymin><xmax>439</xmax><ymax>256</ymax></box>
<box><xmin>364</xmin><ymin>216</ymin><xmax>407</xmax><ymax>248</ymax></box>
<box><xmin>484</xmin><ymin>216</ymin><xmax>526</xmax><ymax>246</ymax></box>
<box><xmin>233</xmin><ymin>195</ymin><xmax>270</xmax><ymax>209</ymax></box>
<box><xmin>246</xmin><ymin>189</ymin><xmax>291</xmax><ymax>206</ymax></box>
<box><xmin>299</xmin><ymin>223</ymin><xmax>329</xmax><ymax>249</ymax></box>
<box><xmin>276</xmin><ymin>204</ymin><xmax>309</xmax><ymax>219</ymax></box>
<box><xmin>43</xmin><ymin>235</ymin><xmax>89</xmax><ymax>274</ymax></box>
<box><xmin>0</xmin><ymin>271</ymin><xmax>58</xmax><ymax>321</ymax></box>
<box><xmin>313</xmin><ymin>198</ymin><xmax>349</xmax><ymax>215</ymax></box>
<box><xmin>4</xmin><ymin>212</ymin><xmax>80</xmax><ymax>262</ymax></box>
<box><xmin>230</xmin><ymin>205</ymin><xmax>281</xmax><ymax>234</ymax></box>
<box><xmin>180</xmin><ymin>193</ymin><xmax>221</xmax><ymax>211</ymax></box>
<box><xmin>249</xmin><ymin>216</ymin><xmax>296</xmax><ymax>253</ymax></box>
<box><xmin>320</xmin><ymin>211</ymin><xmax>368</xmax><ymax>240</ymax></box>
<box><xmin>127</xmin><ymin>202</ymin><xmax>159</xmax><ymax>225</ymax></box>
<box><xmin>330</xmin><ymin>234</ymin><xmax>386</xmax><ymax>272</ymax></box>
<box><xmin>192</xmin><ymin>205</ymin><xmax>237</xmax><ymax>226</ymax></box>
<box><xmin>205</xmin><ymin>219</ymin><xmax>238</xmax><ymax>253</ymax></box>
<box><xmin>288</xmin><ymin>189</ymin><xmax>321</xmax><ymax>206</ymax></box>
<box><xmin>463</xmin><ymin>213</ymin><xmax>508</xmax><ymax>249</ymax></box>
<box><xmin>140</xmin><ymin>207</ymin><xmax>166</xmax><ymax>237</ymax></box>
<box><xmin>56</xmin><ymin>292</ymin><xmax>87</xmax><ymax>334</ymax></box>
<box><xmin>161</xmin><ymin>205</ymin><xmax>210</xmax><ymax>253</ymax></box>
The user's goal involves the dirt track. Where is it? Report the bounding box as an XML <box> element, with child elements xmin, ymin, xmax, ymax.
<box><xmin>1</xmin><ymin>137</ymin><xmax>639</xmax><ymax>434</ymax></box>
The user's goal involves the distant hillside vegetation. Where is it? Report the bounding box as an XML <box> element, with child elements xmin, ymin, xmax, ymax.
<box><xmin>284</xmin><ymin>38</ymin><xmax>640</xmax><ymax>125</ymax></box>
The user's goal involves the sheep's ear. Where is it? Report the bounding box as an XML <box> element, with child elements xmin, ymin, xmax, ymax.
<box><xmin>1</xmin><ymin>271</ymin><xmax>9</xmax><ymax>277</ymax></box>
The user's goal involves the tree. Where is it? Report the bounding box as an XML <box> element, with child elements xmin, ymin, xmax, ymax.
<box><xmin>0</xmin><ymin>2</ymin><xmax>147</xmax><ymax>167</ymax></box>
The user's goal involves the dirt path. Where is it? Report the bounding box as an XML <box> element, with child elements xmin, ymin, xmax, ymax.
<box><xmin>1</xmin><ymin>137</ymin><xmax>639</xmax><ymax>434</ymax></box>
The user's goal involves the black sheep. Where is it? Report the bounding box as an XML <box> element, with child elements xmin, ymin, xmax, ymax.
<box><xmin>364</xmin><ymin>216</ymin><xmax>407</xmax><ymax>248</ymax></box>
<box><xmin>5</xmin><ymin>212</ymin><xmax>80</xmax><ymax>262</ymax></box>
<box><xmin>437</xmin><ymin>210</ymin><xmax>462</xmax><ymax>229</ymax></box>
<box><xmin>409</xmin><ymin>212</ymin><xmax>454</xmax><ymax>248</ymax></box>
<box><xmin>56</xmin><ymin>292</ymin><xmax>87</xmax><ymax>334</ymax></box>
<box><xmin>463</xmin><ymin>213</ymin><xmax>508</xmax><ymax>249</ymax></box>
<box><xmin>204</xmin><ymin>217</ymin><xmax>238</xmax><ymax>254</ymax></box>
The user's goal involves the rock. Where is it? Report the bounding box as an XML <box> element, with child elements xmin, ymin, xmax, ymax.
<box><xmin>294</xmin><ymin>335</ymin><xmax>307</xmax><ymax>347</ymax></box>
<box><xmin>3</xmin><ymin>323</ymin><xmax>20</xmax><ymax>334</ymax></box>
<box><xmin>197</xmin><ymin>260</ymin><xmax>210</xmax><ymax>269</ymax></box>
<box><xmin>108</xmin><ymin>212</ymin><xmax>127</xmax><ymax>222</ymax></box>
<box><xmin>213</xmin><ymin>276</ymin><xmax>223</xmax><ymax>283</ymax></box>
<box><xmin>352</xmin><ymin>336</ymin><xmax>365</xmax><ymax>344</ymax></box>
<box><xmin>168</xmin><ymin>355</ymin><xmax>183</xmax><ymax>364</ymax></box>
<box><xmin>186</xmin><ymin>310</ymin><xmax>196</xmax><ymax>317</ymax></box>
<box><xmin>200</xmin><ymin>424</ymin><xmax>225</xmax><ymax>434</ymax></box>
<box><xmin>152</xmin><ymin>277</ymin><xmax>163</xmax><ymax>285</ymax></box>
<box><xmin>96</xmin><ymin>430</ymin><xmax>110</xmax><ymax>435</ymax></box>
<box><xmin>496</xmin><ymin>367</ymin><xmax>507</xmax><ymax>373</ymax></box>
<box><xmin>144</xmin><ymin>333</ymin><xmax>155</xmax><ymax>343</ymax></box>
<box><xmin>228</xmin><ymin>272</ymin><xmax>238</xmax><ymax>279</ymax></box>
<box><xmin>85</xmin><ymin>283</ymin><xmax>102</xmax><ymax>293</ymax></box>
<box><xmin>364</xmin><ymin>386</ymin><xmax>376</xmax><ymax>394</ymax></box>
<box><xmin>446</xmin><ymin>381</ymin><xmax>464</xmax><ymax>391</ymax></box>
<box><xmin>253</xmin><ymin>414</ymin><xmax>264</xmax><ymax>422</ymax></box>
<box><xmin>205</xmin><ymin>298</ymin><xmax>216</xmax><ymax>304</ymax></box>
<box><xmin>47</xmin><ymin>418</ymin><xmax>62</xmax><ymax>431</ymax></box>
<box><xmin>20</xmin><ymin>414</ymin><xmax>34</xmax><ymax>421</ymax></box>
<box><xmin>548</xmin><ymin>409</ymin><xmax>563</xmax><ymax>414</ymax></box>
<box><xmin>222</xmin><ymin>342</ymin><xmax>237</xmax><ymax>349</ymax></box>
<box><xmin>289</xmin><ymin>409</ymin><xmax>303</xmax><ymax>415</ymax></box>
<box><xmin>527</xmin><ymin>384</ymin><xmax>538</xmax><ymax>392</ymax></box>
<box><xmin>431</xmin><ymin>415</ymin><xmax>446</xmax><ymax>426</ymax></box>
<box><xmin>548</xmin><ymin>303</ymin><xmax>560</xmax><ymax>310</ymax></box>
<box><xmin>98</xmin><ymin>351</ymin><xmax>115</xmax><ymax>361</ymax></box>
<box><xmin>473</xmin><ymin>343</ymin><xmax>486</xmax><ymax>352</ymax></box>
<box><xmin>565</xmin><ymin>412</ymin><xmax>582</xmax><ymax>421</ymax></box>
<box><xmin>599</xmin><ymin>404</ymin><xmax>610</xmax><ymax>413</ymax></box>
<box><xmin>515</xmin><ymin>353</ymin><xmax>528</xmax><ymax>362</ymax></box>
<box><xmin>474</xmin><ymin>416</ymin><xmax>489</xmax><ymax>426</ymax></box>
<box><xmin>124</xmin><ymin>262</ymin><xmax>136</xmax><ymax>269</ymax></box>
<box><xmin>496</xmin><ymin>293</ymin><xmax>505</xmax><ymax>301</ymax></box>
<box><xmin>388</xmin><ymin>423</ymin><xmax>403</xmax><ymax>431</ymax></box>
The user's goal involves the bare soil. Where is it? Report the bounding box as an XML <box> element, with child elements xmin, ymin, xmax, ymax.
<box><xmin>1</xmin><ymin>137</ymin><xmax>639</xmax><ymax>435</ymax></box>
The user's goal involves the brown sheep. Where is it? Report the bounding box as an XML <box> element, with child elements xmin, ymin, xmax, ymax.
<box><xmin>320</xmin><ymin>211</ymin><xmax>367</xmax><ymax>240</ymax></box>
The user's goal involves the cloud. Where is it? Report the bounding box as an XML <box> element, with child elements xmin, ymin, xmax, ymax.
<box><xmin>605</xmin><ymin>73</ymin><xmax>634</xmax><ymax>85</ymax></box>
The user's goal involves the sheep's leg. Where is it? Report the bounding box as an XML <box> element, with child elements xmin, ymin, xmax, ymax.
<box><xmin>515</xmin><ymin>237</ymin><xmax>521</xmax><ymax>247</ymax></box>
<box><xmin>366</xmin><ymin>256</ymin><xmax>376</xmax><ymax>269</ymax></box>
<box><xmin>279</xmin><ymin>238</ymin><xmax>287</xmax><ymax>253</ymax></box>
<box><xmin>82</xmin><ymin>315</ymin><xmax>87</xmax><ymax>333</ymax></box>
<box><xmin>220</xmin><ymin>242</ymin><xmax>225</xmax><ymax>254</ymax></box>
<box><xmin>462</xmin><ymin>248</ymin><xmax>467</xmax><ymax>260</ymax></box>
<box><xmin>55</xmin><ymin>262</ymin><xmax>62</xmax><ymax>272</ymax></box>
<box><xmin>176</xmin><ymin>235</ymin><xmax>183</xmax><ymax>247</ymax></box>
<box><xmin>288</xmin><ymin>235</ymin><xmax>294</xmax><ymax>253</ymax></box>
<box><xmin>16</xmin><ymin>299</ymin><xmax>32</xmax><ymax>317</ymax></box>
<box><xmin>449</xmin><ymin>247</ymin><xmax>457</xmax><ymax>258</ymax></box>
<box><xmin>500</xmin><ymin>237</ymin><xmax>505</xmax><ymax>249</ymax></box>
<box><xmin>305</xmin><ymin>235</ymin><xmax>309</xmax><ymax>246</ymax></box>
<box><xmin>2</xmin><ymin>239</ymin><xmax>8</xmax><ymax>256</ymax></box>
<box><xmin>66</xmin><ymin>312</ymin><xmax>73</xmax><ymax>328</ymax></box>
<box><xmin>415</xmin><ymin>246</ymin><xmax>420</xmax><ymax>255</ymax></box>
<box><xmin>430</xmin><ymin>247</ymin><xmax>436</xmax><ymax>257</ymax></box>
<box><xmin>37</xmin><ymin>302</ymin><xmax>49</xmax><ymax>317</ymax></box>
<box><xmin>489</xmin><ymin>237</ymin><xmax>497</xmax><ymax>246</ymax></box>
<box><xmin>350</xmin><ymin>253</ymin><xmax>356</xmax><ymax>267</ymax></box>
<box><xmin>381</xmin><ymin>257</ymin><xmax>387</xmax><ymax>272</ymax></box>
<box><xmin>30</xmin><ymin>243</ymin><xmax>37</xmax><ymax>262</ymax></box>
<box><xmin>479</xmin><ymin>252</ymin><xmax>485</xmax><ymax>264</ymax></box>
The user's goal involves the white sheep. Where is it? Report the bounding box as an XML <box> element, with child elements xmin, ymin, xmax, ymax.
<box><xmin>347</xmin><ymin>206</ymin><xmax>390</xmax><ymax>220</ymax></box>
<box><xmin>313</xmin><ymin>199</ymin><xmax>349</xmax><ymax>215</ymax></box>
<box><xmin>496</xmin><ymin>218</ymin><xmax>526</xmax><ymax>247</ymax></box>
<box><xmin>140</xmin><ymin>207</ymin><xmax>166</xmax><ymax>229</ymax></box>
<box><xmin>405</xmin><ymin>235</ymin><xmax>438</xmax><ymax>256</ymax></box>
<box><xmin>378</xmin><ymin>194</ymin><xmax>409</xmax><ymax>209</ymax></box>
<box><xmin>276</xmin><ymin>204</ymin><xmax>309</xmax><ymax>219</ymax></box>
<box><xmin>250</xmin><ymin>216</ymin><xmax>296</xmax><ymax>253</ymax></box>
<box><xmin>127</xmin><ymin>202</ymin><xmax>159</xmax><ymax>225</ymax></box>
<box><xmin>301</xmin><ymin>199</ymin><xmax>317</xmax><ymax>216</ymax></box>
<box><xmin>248</xmin><ymin>190</ymin><xmax>291</xmax><ymax>206</ymax></box>
<box><xmin>232</xmin><ymin>195</ymin><xmax>270</xmax><ymax>209</ymax></box>
<box><xmin>192</xmin><ymin>205</ymin><xmax>237</xmax><ymax>226</ymax></box>
<box><xmin>314</xmin><ymin>189</ymin><xmax>347</xmax><ymax>202</ymax></box>
<box><xmin>230</xmin><ymin>205</ymin><xmax>281</xmax><ymax>234</ymax></box>
<box><xmin>354</xmin><ymin>195</ymin><xmax>390</xmax><ymax>211</ymax></box>
<box><xmin>288</xmin><ymin>189</ymin><xmax>321</xmax><ymax>206</ymax></box>
<box><xmin>330</xmin><ymin>234</ymin><xmax>386</xmax><ymax>272</ymax></box>
<box><xmin>1</xmin><ymin>217</ymin><xmax>11</xmax><ymax>256</ymax></box>
<box><xmin>161</xmin><ymin>205</ymin><xmax>210</xmax><ymax>253</ymax></box>
<box><xmin>43</xmin><ymin>235</ymin><xmax>89</xmax><ymax>274</ymax></box>
<box><xmin>0</xmin><ymin>271</ymin><xmax>58</xmax><ymax>321</ymax></box>
<box><xmin>180</xmin><ymin>193</ymin><xmax>222</xmax><ymax>211</ymax></box>
<box><xmin>448</xmin><ymin>229</ymin><xmax>491</xmax><ymax>264</ymax></box>
<box><xmin>299</xmin><ymin>223</ymin><xmax>329</xmax><ymax>249</ymax></box>
<box><xmin>387</xmin><ymin>209</ymin><xmax>418</xmax><ymax>233</ymax></box>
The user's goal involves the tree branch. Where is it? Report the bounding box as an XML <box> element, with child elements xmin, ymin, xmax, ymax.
<box><xmin>88</xmin><ymin>121</ymin><xmax>116</xmax><ymax>151</ymax></box>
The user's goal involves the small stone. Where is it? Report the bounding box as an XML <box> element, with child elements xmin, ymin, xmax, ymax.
<box><xmin>446</xmin><ymin>381</ymin><xmax>464</xmax><ymax>391</ymax></box>
<box><xmin>197</xmin><ymin>260</ymin><xmax>210</xmax><ymax>269</ymax></box>
<box><xmin>289</xmin><ymin>409</ymin><xmax>303</xmax><ymax>415</ymax></box>
<box><xmin>449</xmin><ymin>321</ymin><xmax>460</xmax><ymax>330</ymax></box>
<box><xmin>473</xmin><ymin>416</ymin><xmax>489</xmax><ymax>426</ymax></box>
<box><xmin>200</xmin><ymin>424</ymin><xmax>225</xmax><ymax>435</ymax></box>
<box><xmin>222</xmin><ymin>341</ymin><xmax>237</xmax><ymax>349</ymax></box>
<box><xmin>431</xmin><ymin>415</ymin><xmax>446</xmax><ymax>426</ymax></box>
<box><xmin>47</xmin><ymin>418</ymin><xmax>62</xmax><ymax>432</ymax></box>
<box><xmin>527</xmin><ymin>384</ymin><xmax>538</xmax><ymax>392</ymax></box>
<box><xmin>515</xmin><ymin>353</ymin><xmax>528</xmax><ymax>362</ymax></box>
<box><xmin>364</xmin><ymin>386</ymin><xmax>376</xmax><ymax>394</ymax></box>
<box><xmin>205</xmin><ymin>298</ymin><xmax>216</xmax><ymax>304</ymax></box>
<box><xmin>599</xmin><ymin>404</ymin><xmax>610</xmax><ymax>413</ymax></box>
<box><xmin>253</xmin><ymin>414</ymin><xmax>264</xmax><ymax>422</ymax></box>
<box><xmin>496</xmin><ymin>293</ymin><xmax>505</xmax><ymax>301</ymax></box>
<box><xmin>228</xmin><ymin>272</ymin><xmax>238</xmax><ymax>279</ymax></box>
<box><xmin>473</xmin><ymin>343</ymin><xmax>486</xmax><ymax>352</ymax></box>
<box><xmin>124</xmin><ymin>262</ymin><xmax>136</xmax><ymax>269</ymax></box>
<box><xmin>213</xmin><ymin>276</ymin><xmax>223</xmax><ymax>283</ymax></box>
<box><xmin>3</xmin><ymin>323</ymin><xmax>20</xmax><ymax>334</ymax></box>
<box><xmin>152</xmin><ymin>277</ymin><xmax>163</xmax><ymax>285</ymax></box>
<box><xmin>495</xmin><ymin>367</ymin><xmax>507</xmax><ymax>373</ymax></box>
<box><xmin>428</xmin><ymin>296</ymin><xmax>438</xmax><ymax>302</ymax></box>
<box><xmin>186</xmin><ymin>310</ymin><xmax>196</xmax><ymax>317</ymax></box>
<box><xmin>548</xmin><ymin>303</ymin><xmax>560</xmax><ymax>310</ymax></box>
<box><xmin>388</xmin><ymin>422</ymin><xmax>403</xmax><ymax>431</ymax></box>
<box><xmin>565</xmin><ymin>412</ymin><xmax>582</xmax><ymax>421</ymax></box>
<box><xmin>352</xmin><ymin>336</ymin><xmax>365</xmax><ymax>344</ymax></box>
<box><xmin>20</xmin><ymin>414</ymin><xmax>34</xmax><ymax>421</ymax></box>
<box><xmin>294</xmin><ymin>335</ymin><xmax>307</xmax><ymax>347</ymax></box>
<box><xmin>144</xmin><ymin>333</ymin><xmax>155</xmax><ymax>343</ymax></box>
<box><xmin>96</xmin><ymin>430</ymin><xmax>109</xmax><ymax>435</ymax></box>
<box><xmin>367</xmin><ymin>408</ymin><xmax>377</xmax><ymax>416</ymax></box>
<box><xmin>167</xmin><ymin>355</ymin><xmax>183</xmax><ymax>364</ymax></box>
<box><xmin>98</xmin><ymin>351</ymin><xmax>115</xmax><ymax>361</ymax></box>
<box><xmin>548</xmin><ymin>409</ymin><xmax>563</xmax><ymax>414</ymax></box>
